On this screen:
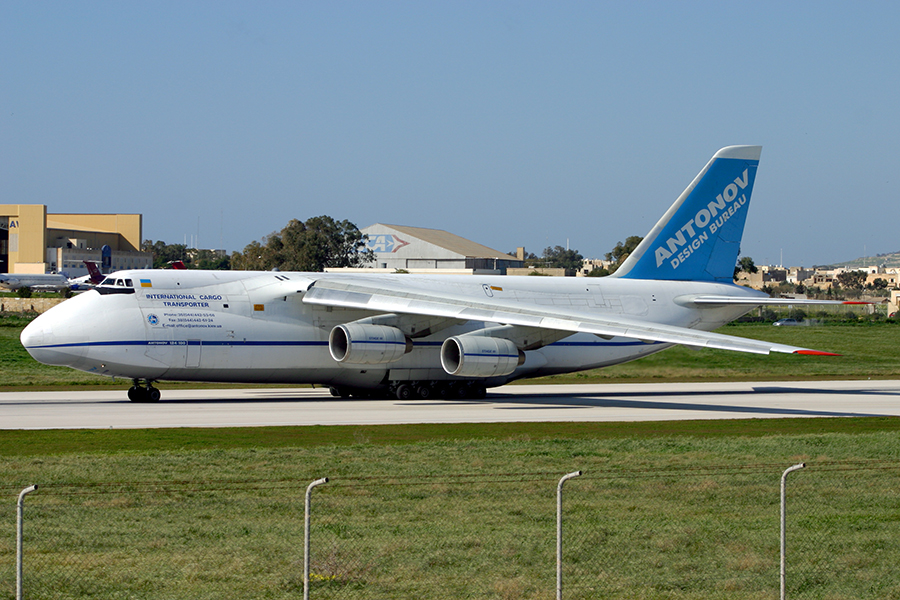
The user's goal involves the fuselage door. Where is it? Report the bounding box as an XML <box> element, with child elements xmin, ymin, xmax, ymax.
<box><xmin>186</xmin><ymin>340</ymin><xmax>202</xmax><ymax>368</ymax></box>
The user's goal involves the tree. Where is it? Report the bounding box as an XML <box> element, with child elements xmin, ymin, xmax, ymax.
<box><xmin>232</xmin><ymin>216</ymin><xmax>374</xmax><ymax>272</ymax></box>
<box><xmin>870</xmin><ymin>278</ymin><xmax>888</xmax><ymax>290</ymax></box>
<box><xmin>836</xmin><ymin>270</ymin><xmax>866</xmax><ymax>291</ymax></box>
<box><xmin>540</xmin><ymin>246</ymin><xmax>584</xmax><ymax>272</ymax></box>
<box><xmin>231</xmin><ymin>239</ymin><xmax>276</xmax><ymax>271</ymax></box>
<box><xmin>604</xmin><ymin>236</ymin><xmax>643</xmax><ymax>274</ymax></box>
<box><xmin>141</xmin><ymin>240</ymin><xmax>231</xmax><ymax>270</ymax></box>
<box><xmin>734</xmin><ymin>255</ymin><xmax>758</xmax><ymax>281</ymax></box>
<box><xmin>508</xmin><ymin>250</ymin><xmax>538</xmax><ymax>263</ymax></box>
<box><xmin>142</xmin><ymin>240</ymin><xmax>188</xmax><ymax>269</ymax></box>
<box><xmin>193</xmin><ymin>249</ymin><xmax>231</xmax><ymax>270</ymax></box>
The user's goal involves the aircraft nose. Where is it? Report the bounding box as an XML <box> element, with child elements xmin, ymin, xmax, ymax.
<box><xmin>19</xmin><ymin>318</ymin><xmax>44</xmax><ymax>348</ymax></box>
<box><xmin>20</xmin><ymin>303</ymin><xmax>86</xmax><ymax>367</ymax></box>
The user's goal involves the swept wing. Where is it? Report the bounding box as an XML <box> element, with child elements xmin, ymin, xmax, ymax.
<box><xmin>302</xmin><ymin>278</ymin><xmax>838</xmax><ymax>356</ymax></box>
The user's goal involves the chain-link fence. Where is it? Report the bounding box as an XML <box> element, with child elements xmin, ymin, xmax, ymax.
<box><xmin>4</xmin><ymin>461</ymin><xmax>900</xmax><ymax>599</ymax></box>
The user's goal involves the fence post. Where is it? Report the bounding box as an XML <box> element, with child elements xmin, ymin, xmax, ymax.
<box><xmin>304</xmin><ymin>477</ymin><xmax>329</xmax><ymax>600</ymax></box>
<box><xmin>16</xmin><ymin>485</ymin><xmax>38</xmax><ymax>600</ymax></box>
<box><xmin>781</xmin><ymin>463</ymin><xmax>805</xmax><ymax>600</ymax></box>
<box><xmin>557</xmin><ymin>470</ymin><xmax>582</xmax><ymax>600</ymax></box>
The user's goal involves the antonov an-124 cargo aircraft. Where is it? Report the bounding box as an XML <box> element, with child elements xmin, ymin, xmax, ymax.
<box><xmin>22</xmin><ymin>146</ymin><xmax>845</xmax><ymax>402</ymax></box>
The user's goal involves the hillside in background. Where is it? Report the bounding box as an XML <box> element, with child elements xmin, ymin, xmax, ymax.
<box><xmin>817</xmin><ymin>250</ymin><xmax>900</xmax><ymax>269</ymax></box>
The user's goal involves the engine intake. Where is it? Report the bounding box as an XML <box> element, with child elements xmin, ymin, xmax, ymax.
<box><xmin>440</xmin><ymin>336</ymin><xmax>524</xmax><ymax>378</ymax></box>
<box><xmin>329</xmin><ymin>324</ymin><xmax>411</xmax><ymax>365</ymax></box>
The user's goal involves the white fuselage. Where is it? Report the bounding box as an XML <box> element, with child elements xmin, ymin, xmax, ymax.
<box><xmin>21</xmin><ymin>269</ymin><xmax>760</xmax><ymax>390</ymax></box>
<box><xmin>0</xmin><ymin>272</ymin><xmax>69</xmax><ymax>291</ymax></box>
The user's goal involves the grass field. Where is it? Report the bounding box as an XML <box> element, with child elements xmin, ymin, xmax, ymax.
<box><xmin>534</xmin><ymin>320</ymin><xmax>900</xmax><ymax>383</ymax></box>
<box><xmin>2</xmin><ymin>421</ymin><xmax>900</xmax><ymax>599</ymax></box>
<box><xmin>3</xmin><ymin>314</ymin><xmax>900</xmax><ymax>598</ymax></box>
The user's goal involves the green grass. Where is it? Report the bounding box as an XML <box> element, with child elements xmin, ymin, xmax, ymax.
<box><xmin>2</xmin><ymin>425</ymin><xmax>900</xmax><ymax>599</ymax></box>
<box><xmin>528</xmin><ymin>321</ymin><xmax>900</xmax><ymax>384</ymax></box>
<box><xmin>1</xmin><ymin>417</ymin><xmax>900</xmax><ymax>457</ymax></box>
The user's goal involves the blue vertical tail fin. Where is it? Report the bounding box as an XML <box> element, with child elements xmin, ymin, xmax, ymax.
<box><xmin>612</xmin><ymin>145</ymin><xmax>761</xmax><ymax>282</ymax></box>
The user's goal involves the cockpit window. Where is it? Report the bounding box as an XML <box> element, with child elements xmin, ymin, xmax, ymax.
<box><xmin>99</xmin><ymin>277</ymin><xmax>134</xmax><ymax>287</ymax></box>
<box><xmin>95</xmin><ymin>275</ymin><xmax>137</xmax><ymax>295</ymax></box>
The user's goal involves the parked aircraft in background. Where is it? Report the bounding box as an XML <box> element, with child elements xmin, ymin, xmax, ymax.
<box><xmin>67</xmin><ymin>261</ymin><xmax>106</xmax><ymax>291</ymax></box>
<box><xmin>0</xmin><ymin>272</ymin><xmax>69</xmax><ymax>291</ymax></box>
<box><xmin>1</xmin><ymin>260</ymin><xmax>106</xmax><ymax>292</ymax></box>
<box><xmin>22</xmin><ymin>146</ymin><xmax>847</xmax><ymax>402</ymax></box>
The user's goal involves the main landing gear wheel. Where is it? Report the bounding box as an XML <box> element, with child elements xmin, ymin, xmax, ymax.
<box><xmin>329</xmin><ymin>386</ymin><xmax>353</xmax><ymax>399</ymax></box>
<box><xmin>391</xmin><ymin>381</ymin><xmax>488</xmax><ymax>401</ymax></box>
<box><xmin>128</xmin><ymin>380</ymin><xmax>161</xmax><ymax>403</ymax></box>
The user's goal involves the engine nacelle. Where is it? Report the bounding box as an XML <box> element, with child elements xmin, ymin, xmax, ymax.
<box><xmin>329</xmin><ymin>324</ymin><xmax>411</xmax><ymax>365</ymax></box>
<box><xmin>440</xmin><ymin>336</ymin><xmax>524</xmax><ymax>378</ymax></box>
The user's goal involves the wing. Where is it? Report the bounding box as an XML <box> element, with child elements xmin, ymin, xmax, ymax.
<box><xmin>302</xmin><ymin>278</ymin><xmax>838</xmax><ymax>356</ymax></box>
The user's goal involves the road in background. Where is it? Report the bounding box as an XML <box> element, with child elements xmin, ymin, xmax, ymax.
<box><xmin>2</xmin><ymin>380</ymin><xmax>898</xmax><ymax>430</ymax></box>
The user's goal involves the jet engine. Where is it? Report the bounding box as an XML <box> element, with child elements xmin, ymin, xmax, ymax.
<box><xmin>329</xmin><ymin>323</ymin><xmax>411</xmax><ymax>365</ymax></box>
<box><xmin>440</xmin><ymin>335</ymin><xmax>524</xmax><ymax>378</ymax></box>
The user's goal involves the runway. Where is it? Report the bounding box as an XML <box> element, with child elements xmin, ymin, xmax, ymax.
<box><xmin>2</xmin><ymin>380</ymin><xmax>899</xmax><ymax>430</ymax></box>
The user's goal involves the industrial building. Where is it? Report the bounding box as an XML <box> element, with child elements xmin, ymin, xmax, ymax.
<box><xmin>0</xmin><ymin>204</ymin><xmax>151</xmax><ymax>276</ymax></box>
<box><xmin>329</xmin><ymin>223</ymin><xmax>523</xmax><ymax>274</ymax></box>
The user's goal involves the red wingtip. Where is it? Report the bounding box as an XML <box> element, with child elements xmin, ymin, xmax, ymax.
<box><xmin>794</xmin><ymin>350</ymin><xmax>842</xmax><ymax>356</ymax></box>
<box><xmin>841</xmin><ymin>301</ymin><xmax>870</xmax><ymax>305</ymax></box>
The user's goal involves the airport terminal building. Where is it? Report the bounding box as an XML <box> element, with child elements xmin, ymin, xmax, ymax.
<box><xmin>1</xmin><ymin>204</ymin><xmax>151</xmax><ymax>276</ymax></box>
<box><xmin>334</xmin><ymin>223</ymin><xmax>524</xmax><ymax>274</ymax></box>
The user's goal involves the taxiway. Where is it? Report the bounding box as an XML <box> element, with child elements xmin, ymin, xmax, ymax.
<box><xmin>2</xmin><ymin>380</ymin><xmax>898</xmax><ymax>430</ymax></box>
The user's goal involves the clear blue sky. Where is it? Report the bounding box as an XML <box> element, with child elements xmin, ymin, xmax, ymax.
<box><xmin>3</xmin><ymin>2</ymin><xmax>898</xmax><ymax>267</ymax></box>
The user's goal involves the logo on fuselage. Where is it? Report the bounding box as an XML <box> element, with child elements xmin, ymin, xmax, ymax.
<box><xmin>147</xmin><ymin>314</ymin><xmax>159</xmax><ymax>326</ymax></box>
<box><xmin>653</xmin><ymin>168</ymin><xmax>751</xmax><ymax>270</ymax></box>
<box><xmin>366</xmin><ymin>234</ymin><xmax>410</xmax><ymax>253</ymax></box>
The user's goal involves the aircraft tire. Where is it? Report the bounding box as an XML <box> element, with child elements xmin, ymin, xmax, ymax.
<box><xmin>395</xmin><ymin>384</ymin><xmax>413</xmax><ymax>400</ymax></box>
<box><xmin>330</xmin><ymin>387</ymin><xmax>353</xmax><ymax>399</ymax></box>
<box><xmin>127</xmin><ymin>386</ymin><xmax>144</xmax><ymax>402</ymax></box>
<box><xmin>146</xmin><ymin>387</ymin><xmax>161</xmax><ymax>402</ymax></box>
<box><xmin>416</xmin><ymin>385</ymin><xmax>432</xmax><ymax>400</ymax></box>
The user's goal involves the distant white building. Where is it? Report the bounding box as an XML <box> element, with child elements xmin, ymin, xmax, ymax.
<box><xmin>326</xmin><ymin>224</ymin><xmax>523</xmax><ymax>275</ymax></box>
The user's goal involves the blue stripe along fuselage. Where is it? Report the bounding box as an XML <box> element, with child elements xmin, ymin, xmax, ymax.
<box><xmin>25</xmin><ymin>339</ymin><xmax>662</xmax><ymax>350</ymax></box>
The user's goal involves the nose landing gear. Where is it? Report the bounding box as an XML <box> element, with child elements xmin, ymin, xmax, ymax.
<box><xmin>128</xmin><ymin>379</ymin><xmax>161</xmax><ymax>402</ymax></box>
